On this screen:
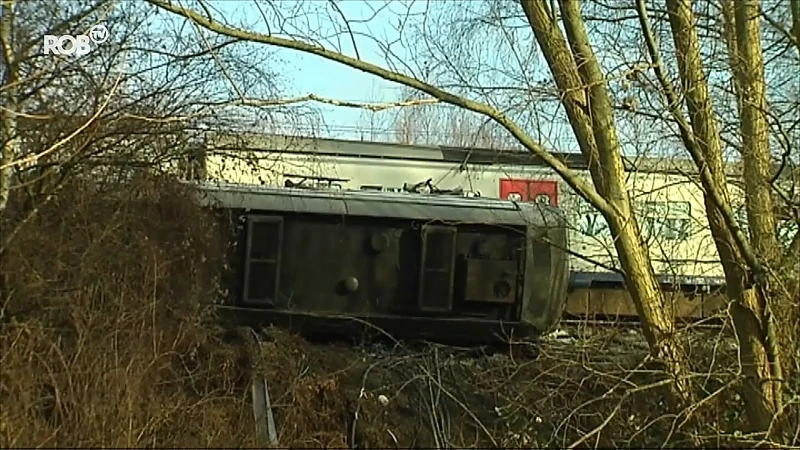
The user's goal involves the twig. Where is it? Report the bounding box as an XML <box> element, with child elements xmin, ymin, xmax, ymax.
<box><xmin>0</xmin><ymin>74</ymin><xmax>124</xmax><ymax>171</ymax></box>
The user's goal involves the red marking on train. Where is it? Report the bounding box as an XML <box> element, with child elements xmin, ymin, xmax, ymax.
<box><xmin>499</xmin><ymin>179</ymin><xmax>559</xmax><ymax>206</ymax></box>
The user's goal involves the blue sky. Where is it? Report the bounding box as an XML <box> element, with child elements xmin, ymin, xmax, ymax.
<box><xmin>192</xmin><ymin>0</ymin><xmax>605</xmax><ymax>152</ymax></box>
<box><xmin>212</xmin><ymin>0</ymin><xmax>418</xmax><ymax>140</ymax></box>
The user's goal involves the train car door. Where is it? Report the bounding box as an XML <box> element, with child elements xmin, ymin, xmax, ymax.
<box><xmin>499</xmin><ymin>179</ymin><xmax>559</xmax><ymax>206</ymax></box>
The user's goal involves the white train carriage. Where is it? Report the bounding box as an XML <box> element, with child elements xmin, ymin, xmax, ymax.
<box><xmin>198</xmin><ymin>132</ymin><xmax>770</xmax><ymax>298</ymax></box>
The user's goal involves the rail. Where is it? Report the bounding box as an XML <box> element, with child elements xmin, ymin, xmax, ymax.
<box><xmin>246</xmin><ymin>329</ymin><xmax>279</xmax><ymax>447</ymax></box>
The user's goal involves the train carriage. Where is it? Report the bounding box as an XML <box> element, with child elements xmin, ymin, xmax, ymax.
<box><xmin>194</xmin><ymin>181</ymin><xmax>570</xmax><ymax>344</ymax></box>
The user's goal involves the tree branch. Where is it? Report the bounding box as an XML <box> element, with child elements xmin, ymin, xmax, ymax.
<box><xmin>1</xmin><ymin>74</ymin><xmax>123</xmax><ymax>171</ymax></box>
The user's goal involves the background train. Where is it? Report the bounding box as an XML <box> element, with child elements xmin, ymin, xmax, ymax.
<box><xmin>195</xmin><ymin>181</ymin><xmax>571</xmax><ymax>343</ymax></box>
<box><xmin>188</xmin><ymin>132</ymin><xmax>797</xmax><ymax>320</ymax></box>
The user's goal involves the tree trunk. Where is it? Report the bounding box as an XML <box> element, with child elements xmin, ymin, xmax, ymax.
<box><xmin>666</xmin><ymin>0</ymin><xmax>784</xmax><ymax>438</ymax></box>
<box><xmin>0</xmin><ymin>0</ymin><xmax>18</xmax><ymax>216</ymax></box>
<box><xmin>521</xmin><ymin>0</ymin><xmax>698</xmax><ymax>411</ymax></box>
<box><xmin>728</xmin><ymin>1</ymin><xmax>781</xmax><ymax>263</ymax></box>
<box><xmin>729</xmin><ymin>0</ymin><xmax>788</xmax><ymax>435</ymax></box>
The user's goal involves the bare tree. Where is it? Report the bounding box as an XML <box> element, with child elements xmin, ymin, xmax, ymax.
<box><xmin>144</xmin><ymin>0</ymin><xmax>798</xmax><ymax>444</ymax></box>
<box><xmin>0</xmin><ymin>0</ymin><xmax>316</xmax><ymax>226</ymax></box>
<box><xmin>384</xmin><ymin>86</ymin><xmax>517</xmax><ymax>148</ymax></box>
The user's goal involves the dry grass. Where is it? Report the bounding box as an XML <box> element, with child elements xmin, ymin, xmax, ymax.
<box><xmin>0</xmin><ymin>173</ymin><xmax>256</xmax><ymax>448</ymax></box>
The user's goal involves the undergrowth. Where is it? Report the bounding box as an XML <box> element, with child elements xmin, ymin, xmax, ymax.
<box><xmin>0</xmin><ymin>173</ymin><xmax>255</xmax><ymax>448</ymax></box>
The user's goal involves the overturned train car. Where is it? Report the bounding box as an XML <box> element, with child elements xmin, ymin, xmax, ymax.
<box><xmin>195</xmin><ymin>182</ymin><xmax>570</xmax><ymax>344</ymax></box>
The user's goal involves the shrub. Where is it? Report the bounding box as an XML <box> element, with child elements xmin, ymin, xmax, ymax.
<box><xmin>0</xmin><ymin>172</ymin><xmax>256</xmax><ymax>448</ymax></box>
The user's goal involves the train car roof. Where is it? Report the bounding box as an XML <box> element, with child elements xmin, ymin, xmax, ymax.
<box><xmin>191</xmin><ymin>181</ymin><xmax>566</xmax><ymax>227</ymax></box>
<box><xmin>205</xmin><ymin>132</ymin><xmax>757</xmax><ymax>178</ymax></box>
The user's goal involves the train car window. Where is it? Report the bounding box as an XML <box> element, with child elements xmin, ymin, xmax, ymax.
<box><xmin>663</xmin><ymin>218</ymin><xmax>691</xmax><ymax>240</ymax></box>
<box><xmin>673</xmin><ymin>201</ymin><xmax>691</xmax><ymax>216</ymax></box>
<box><xmin>418</xmin><ymin>225</ymin><xmax>457</xmax><ymax>312</ymax></box>
<box><xmin>641</xmin><ymin>217</ymin><xmax>656</xmax><ymax>238</ymax></box>
<box><xmin>243</xmin><ymin>215</ymin><xmax>284</xmax><ymax>305</ymax></box>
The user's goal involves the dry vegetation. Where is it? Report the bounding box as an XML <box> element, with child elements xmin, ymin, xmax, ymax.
<box><xmin>254</xmin><ymin>324</ymin><xmax>774</xmax><ymax>449</ymax></box>
<box><xmin>2</xmin><ymin>173</ymin><xmax>794</xmax><ymax>448</ymax></box>
<box><xmin>0</xmin><ymin>173</ymin><xmax>255</xmax><ymax>448</ymax></box>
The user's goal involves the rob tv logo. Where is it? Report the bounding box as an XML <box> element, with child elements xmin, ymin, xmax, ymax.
<box><xmin>43</xmin><ymin>24</ymin><xmax>109</xmax><ymax>56</ymax></box>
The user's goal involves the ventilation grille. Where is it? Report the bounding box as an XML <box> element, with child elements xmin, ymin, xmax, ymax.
<box><xmin>418</xmin><ymin>225</ymin><xmax>457</xmax><ymax>312</ymax></box>
<box><xmin>243</xmin><ymin>215</ymin><xmax>283</xmax><ymax>305</ymax></box>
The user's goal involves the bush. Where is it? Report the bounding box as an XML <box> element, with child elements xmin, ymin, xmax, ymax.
<box><xmin>0</xmin><ymin>172</ymin><xmax>256</xmax><ymax>448</ymax></box>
